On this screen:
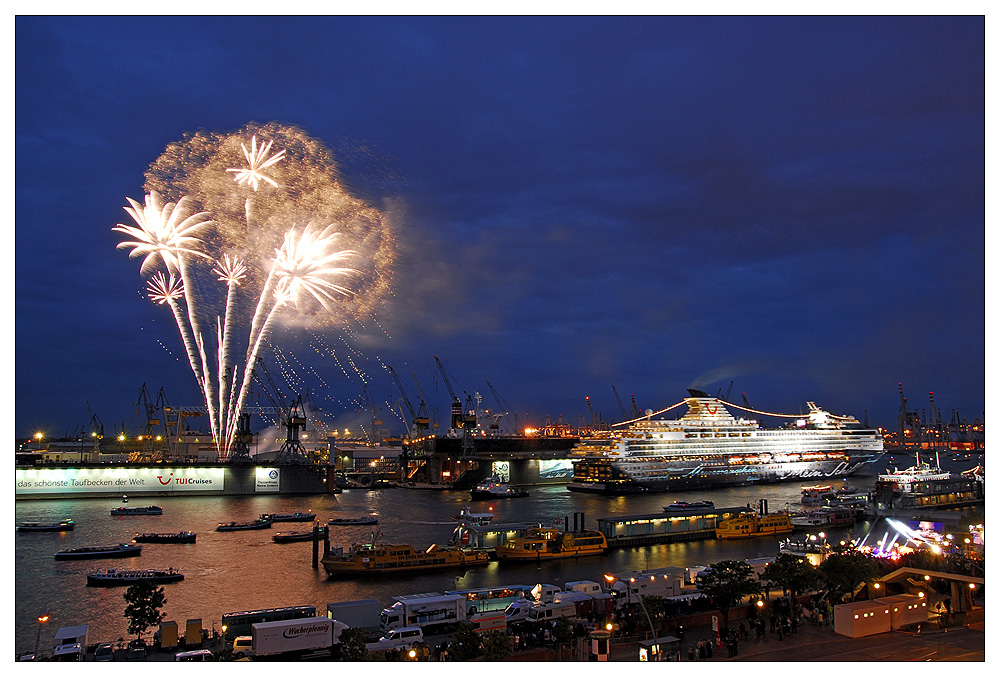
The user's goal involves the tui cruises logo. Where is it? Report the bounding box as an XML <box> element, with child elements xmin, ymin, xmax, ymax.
<box><xmin>156</xmin><ymin>472</ymin><xmax>213</xmax><ymax>487</ymax></box>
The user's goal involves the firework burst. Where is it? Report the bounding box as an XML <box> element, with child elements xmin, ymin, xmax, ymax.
<box><xmin>226</xmin><ymin>135</ymin><xmax>286</xmax><ymax>191</ymax></box>
<box><xmin>115</xmin><ymin>122</ymin><xmax>395</xmax><ymax>459</ymax></box>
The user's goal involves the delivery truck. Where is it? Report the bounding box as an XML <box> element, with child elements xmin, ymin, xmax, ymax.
<box><xmin>552</xmin><ymin>590</ymin><xmax>615</xmax><ymax>618</ymax></box>
<box><xmin>326</xmin><ymin>599</ymin><xmax>382</xmax><ymax>630</ymax></box>
<box><xmin>251</xmin><ymin>617</ymin><xmax>348</xmax><ymax>659</ymax></box>
<box><xmin>379</xmin><ymin>593</ymin><xmax>466</xmax><ymax>633</ymax></box>
<box><xmin>52</xmin><ymin>625</ymin><xmax>88</xmax><ymax>661</ymax></box>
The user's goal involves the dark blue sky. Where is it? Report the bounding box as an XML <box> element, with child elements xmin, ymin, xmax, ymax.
<box><xmin>14</xmin><ymin>16</ymin><xmax>985</xmax><ymax>441</ymax></box>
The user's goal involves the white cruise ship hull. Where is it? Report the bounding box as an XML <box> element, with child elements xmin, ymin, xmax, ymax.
<box><xmin>568</xmin><ymin>391</ymin><xmax>883</xmax><ymax>495</ymax></box>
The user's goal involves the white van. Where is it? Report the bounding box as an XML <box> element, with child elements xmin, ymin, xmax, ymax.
<box><xmin>175</xmin><ymin>649</ymin><xmax>214</xmax><ymax>661</ymax></box>
<box><xmin>377</xmin><ymin>626</ymin><xmax>424</xmax><ymax>650</ymax></box>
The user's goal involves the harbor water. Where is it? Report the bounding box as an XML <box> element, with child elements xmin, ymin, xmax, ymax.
<box><xmin>13</xmin><ymin>452</ymin><xmax>981</xmax><ymax>654</ymax></box>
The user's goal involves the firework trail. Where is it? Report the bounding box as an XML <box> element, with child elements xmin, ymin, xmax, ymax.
<box><xmin>115</xmin><ymin>123</ymin><xmax>395</xmax><ymax>459</ymax></box>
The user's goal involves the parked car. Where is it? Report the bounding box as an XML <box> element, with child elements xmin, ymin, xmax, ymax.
<box><xmin>126</xmin><ymin>640</ymin><xmax>146</xmax><ymax>661</ymax></box>
<box><xmin>94</xmin><ymin>643</ymin><xmax>114</xmax><ymax>662</ymax></box>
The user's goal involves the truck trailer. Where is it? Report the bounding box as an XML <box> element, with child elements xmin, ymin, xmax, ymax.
<box><xmin>326</xmin><ymin>599</ymin><xmax>382</xmax><ymax>630</ymax></box>
<box><xmin>380</xmin><ymin>593</ymin><xmax>466</xmax><ymax>633</ymax></box>
<box><xmin>251</xmin><ymin>617</ymin><xmax>347</xmax><ymax>658</ymax></box>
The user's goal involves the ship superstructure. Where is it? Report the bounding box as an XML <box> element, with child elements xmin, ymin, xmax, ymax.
<box><xmin>568</xmin><ymin>389</ymin><xmax>883</xmax><ymax>494</ymax></box>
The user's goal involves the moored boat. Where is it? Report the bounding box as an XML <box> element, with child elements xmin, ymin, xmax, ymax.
<box><xmin>873</xmin><ymin>458</ymin><xmax>983</xmax><ymax>512</ymax></box>
<box><xmin>470</xmin><ymin>477</ymin><xmax>529</xmax><ymax>500</ymax></box>
<box><xmin>273</xmin><ymin>526</ymin><xmax>328</xmax><ymax>543</ymax></box>
<box><xmin>328</xmin><ymin>515</ymin><xmax>379</xmax><ymax>526</ymax></box>
<box><xmin>259</xmin><ymin>511</ymin><xmax>316</xmax><ymax>522</ymax></box>
<box><xmin>716</xmin><ymin>512</ymin><xmax>794</xmax><ymax>539</ymax></box>
<box><xmin>55</xmin><ymin>543</ymin><xmax>142</xmax><ymax>560</ymax></box>
<box><xmin>663</xmin><ymin>500</ymin><xmax>715</xmax><ymax>511</ymax></box>
<box><xmin>132</xmin><ymin>532</ymin><xmax>196</xmax><ymax>544</ymax></box>
<box><xmin>321</xmin><ymin>534</ymin><xmax>489</xmax><ymax>576</ymax></box>
<box><xmin>453</xmin><ymin>506</ymin><xmax>494</xmax><ymax>525</ymax></box>
<box><xmin>17</xmin><ymin>519</ymin><xmax>74</xmax><ymax>532</ymax></box>
<box><xmin>86</xmin><ymin>567</ymin><xmax>184</xmax><ymax>586</ymax></box>
<box><xmin>800</xmin><ymin>485</ymin><xmax>837</xmax><ymax>505</ymax></box>
<box><xmin>111</xmin><ymin>505</ymin><xmax>163</xmax><ymax>516</ymax></box>
<box><xmin>216</xmin><ymin>519</ymin><xmax>272</xmax><ymax>531</ymax></box>
<box><xmin>495</xmin><ymin>527</ymin><xmax>608</xmax><ymax>561</ymax></box>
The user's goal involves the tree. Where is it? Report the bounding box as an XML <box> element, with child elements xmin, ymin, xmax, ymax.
<box><xmin>449</xmin><ymin>622</ymin><xmax>482</xmax><ymax>661</ymax></box>
<box><xmin>122</xmin><ymin>581</ymin><xmax>166</xmax><ymax>643</ymax></box>
<box><xmin>552</xmin><ymin>616</ymin><xmax>574</xmax><ymax>646</ymax></box>
<box><xmin>819</xmin><ymin>551</ymin><xmax>880</xmax><ymax>603</ymax></box>
<box><xmin>762</xmin><ymin>554</ymin><xmax>822</xmax><ymax>621</ymax></box>
<box><xmin>480</xmin><ymin>630</ymin><xmax>511</xmax><ymax>661</ymax></box>
<box><xmin>698</xmin><ymin>560</ymin><xmax>760</xmax><ymax>632</ymax></box>
<box><xmin>338</xmin><ymin>627</ymin><xmax>369</xmax><ymax>661</ymax></box>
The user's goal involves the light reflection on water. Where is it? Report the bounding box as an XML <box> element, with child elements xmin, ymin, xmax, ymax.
<box><xmin>13</xmin><ymin>452</ymin><xmax>979</xmax><ymax>652</ymax></box>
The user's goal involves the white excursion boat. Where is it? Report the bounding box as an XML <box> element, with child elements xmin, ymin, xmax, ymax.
<box><xmin>569</xmin><ymin>389</ymin><xmax>882</xmax><ymax>494</ymax></box>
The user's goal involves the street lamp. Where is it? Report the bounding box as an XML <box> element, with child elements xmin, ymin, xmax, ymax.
<box><xmin>604</xmin><ymin>574</ymin><xmax>654</xmax><ymax>639</ymax></box>
<box><xmin>35</xmin><ymin>609</ymin><xmax>49</xmax><ymax>658</ymax></box>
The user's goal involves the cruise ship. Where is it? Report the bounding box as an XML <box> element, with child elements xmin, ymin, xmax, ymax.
<box><xmin>567</xmin><ymin>389</ymin><xmax>883</xmax><ymax>494</ymax></box>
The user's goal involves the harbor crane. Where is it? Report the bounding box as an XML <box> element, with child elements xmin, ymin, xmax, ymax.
<box><xmin>433</xmin><ymin>355</ymin><xmax>476</xmax><ymax>457</ymax></box>
<box><xmin>433</xmin><ymin>355</ymin><xmax>476</xmax><ymax>431</ymax></box>
<box><xmin>251</xmin><ymin>358</ymin><xmax>311</xmax><ymax>464</ymax></box>
<box><xmin>389</xmin><ymin>366</ymin><xmax>429</xmax><ymax>439</ymax></box>
<box><xmin>612</xmin><ymin>385</ymin><xmax>627</xmax><ymax>422</ymax></box>
<box><xmin>716</xmin><ymin>380</ymin><xmax>733</xmax><ymax>402</ymax></box>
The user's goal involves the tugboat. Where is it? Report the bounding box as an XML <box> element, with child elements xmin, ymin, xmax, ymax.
<box><xmin>470</xmin><ymin>477</ymin><xmax>529</xmax><ymax>500</ymax></box>
<box><xmin>321</xmin><ymin>531</ymin><xmax>489</xmax><ymax>576</ymax></box>
<box><xmin>111</xmin><ymin>505</ymin><xmax>163</xmax><ymax>516</ymax></box>
<box><xmin>216</xmin><ymin>518</ymin><xmax>272</xmax><ymax>531</ymax></box>
<box><xmin>86</xmin><ymin>567</ymin><xmax>184</xmax><ymax>586</ymax></box>
<box><xmin>17</xmin><ymin>519</ymin><xmax>74</xmax><ymax>532</ymax></box>
<box><xmin>55</xmin><ymin>543</ymin><xmax>143</xmax><ymax>560</ymax></box>
<box><xmin>132</xmin><ymin>532</ymin><xmax>197</xmax><ymax>544</ymax></box>
<box><xmin>495</xmin><ymin>527</ymin><xmax>608</xmax><ymax>561</ymax></box>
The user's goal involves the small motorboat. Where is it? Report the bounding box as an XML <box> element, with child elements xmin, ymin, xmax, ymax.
<box><xmin>111</xmin><ymin>506</ymin><xmax>163</xmax><ymax>516</ymax></box>
<box><xmin>453</xmin><ymin>506</ymin><xmax>494</xmax><ymax>526</ymax></box>
<box><xmin>328</xmin><ymin>515</ymin><xmax>379</xmax><ymax>526</ymax></box>
<box><xmin>17</xmin><ymin>519</ymin><xmax>74</xmax><ymax>532</ymax></box>
<box><xmin>216</xmin><ymin>519</ymin><xmax>272</xmax><ymax>531</ymax></box>
<box><xmin>259</xmin><ymin>511</ymin><xmax>316</xmax><ymax>522</ymax></box>
<box><xmin>800</xmin><ymin>485</ymin><xmax>837</xmax><ymax>505</ymax></box>
<box><xmin>469</xmin><ymin>478</ymin><xmax>529</xmax><ymax>500</ymax></box>
<box><xmin>132</xmin><ymin>532</ymin><xmax>197</xmax><ymax>544</ymax></box>
<box><xmin>662</xmin><ymin>501</ymin><xmax>715</xmax><ymax>511</ymax></box>
<box><xmin>55</xmin><ymin>543</ymin><xmax>142</xmax><ymax>560</ymax></box>
<box><xmin>273</xmin><ymin>526</ymin><xmax>328</xmax><ymax>543</ymax></box>
<box><xmin>87</xmin><ymin>567</ymin><xmax>184</xmax><ymax>586</ymax></box>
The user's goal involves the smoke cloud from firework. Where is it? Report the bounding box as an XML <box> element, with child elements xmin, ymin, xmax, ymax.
<box><xmin>114</xmin><ymin>122</ymin><xmax>396</xmax><ymax>458</ymax></box>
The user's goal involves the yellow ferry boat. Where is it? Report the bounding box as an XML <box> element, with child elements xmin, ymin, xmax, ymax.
<box><xmin>320</xmin><ymin>537</ymin><xmax>489</xmax><ymax>577</ymax></box>
<box><xmin>495</xmin><ymin>527</ymin><xmax>608</xmax><ymax>561</ymax></box>
<box><xmin>716</xmin><ymin>512</ymin><xmax>794</xmax><ymax>539</ymax></box>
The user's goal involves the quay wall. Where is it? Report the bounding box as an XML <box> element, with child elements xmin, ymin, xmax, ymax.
<box><xmin>14</xmin><ymin>463</ymin><xmax>332</xmax><ymax>500</ymax></box>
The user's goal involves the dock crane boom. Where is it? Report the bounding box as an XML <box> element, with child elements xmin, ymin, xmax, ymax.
<box><xmin>389</xmin><ymin>366</ymin><xmax>429</xmax><ymax>438</ymax></box>
<box><xmin>433</xmin><ymin>355</ymin><xmax>475</xmax><ymax>430</ymax></box>
<box><xmin>612</xmin><ymin>386</ymin><xmax>627</xmax><ymax>422</ymax></box>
